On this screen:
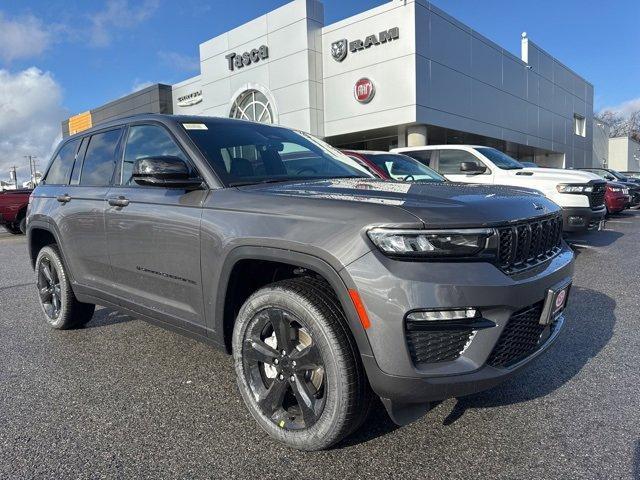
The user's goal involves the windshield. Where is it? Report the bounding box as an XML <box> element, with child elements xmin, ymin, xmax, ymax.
<box><xmin>182</xmin><ymin>121</ymin><xmax>372</xmax><ymax>186</ymax></box>
<box><xmin>609</xmin><ymin>170</ymin><xmax>628</xmax><ymax>181</ymax></box>
<box><xmin>366</xmin><ymin>153</ymin><xmax>445</xmax><ymax>182</ymax></box>
<box><xmin>476</xmin><ymin>147</ymin><xmax>524</xmax><ymax>170</ymax></box>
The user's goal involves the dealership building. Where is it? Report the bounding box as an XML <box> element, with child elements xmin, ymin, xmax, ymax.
<box><xmin>63</xmin><ymin>0</ymin><xmax>595</xmax><ymax>168</ymax></box>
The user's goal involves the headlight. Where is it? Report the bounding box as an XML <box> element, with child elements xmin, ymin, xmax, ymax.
<box><xmin>367</xmin><ymin>227</ymin><xmax>497</xmax><ymax>258</ymax></box>
<box><xmin>556</xmin><ymin>184</ymin><xmax>593</xmax><ymax>193</ymax></box>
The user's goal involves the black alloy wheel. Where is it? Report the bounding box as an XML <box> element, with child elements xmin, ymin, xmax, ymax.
<box><xmin>242</xmin><ymin>307</ymin><xmax>325</xmax><ymax>430</ymax></box>
<box><xmin>37</xmin><ymin>256</ymin><xmax>62</xmax><ymax>320</ymax></box>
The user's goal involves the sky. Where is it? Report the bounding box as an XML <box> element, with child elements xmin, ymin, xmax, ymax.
<box><xmin>0</xmin><ymin>0</ymin><xmax>638</xmax><ymax>183</ymax></box>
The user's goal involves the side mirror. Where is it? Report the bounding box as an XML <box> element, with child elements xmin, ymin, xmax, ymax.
<box><xmin>604</xmin><ymin>174</ymin><xmax>615</xmax><ymax>181</ymax></box>
<box><xmin>460</xmin><ymin>161</ymin><xmax>487</xmax><ymax>174</ymax></box>
<box><xmin>132</xmin><ymin>156</ymin><xmax>203</xmax><ymax>189</ymax></box>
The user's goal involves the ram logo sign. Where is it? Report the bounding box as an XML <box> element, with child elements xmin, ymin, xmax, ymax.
<box><xmin>330</xmin><ymin>27</ymin><xmax>400</xmax><ymax>62</ymax></box>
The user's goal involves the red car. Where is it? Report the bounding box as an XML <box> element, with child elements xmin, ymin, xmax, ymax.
<box><xmin>341</xmin><ymin>150</ymin><xmax>445</xmax><ymax>182</ymax></box>
<box><xmin>0</xmin><ymin>188</ymin><xmax>32</xmax><ymax>234</ymax></box>
<box><xmin>604</xmin><ymin>182</ymin><xmax>630</xmax><ymax>214</ymax></box>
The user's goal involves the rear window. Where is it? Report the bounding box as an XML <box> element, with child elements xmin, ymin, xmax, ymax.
<box><xmin>43</xmin><ymin>139</ymin><xmax>81</xmax><ymax>185</ymax></box>
<box><xmin>79</xmin><ymin>129</ymin><xmax>123</xmax><ymax>186</ymax></box>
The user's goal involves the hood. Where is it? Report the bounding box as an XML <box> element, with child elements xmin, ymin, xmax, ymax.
<box><xmin>508</xmin><ymin>167</ymin><xmax>602</xmax><ymax>184</ymax></box>
<box><xmin>241</xmin><ymin>178</ymin><xmax>561</xmax><ymax>227</ymax></box>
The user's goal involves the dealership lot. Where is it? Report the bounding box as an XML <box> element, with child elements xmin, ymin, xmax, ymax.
<box><xmin>1</xmin><ymin>217</ymin><xmax>639</xmax><ymax>479</ymax></box>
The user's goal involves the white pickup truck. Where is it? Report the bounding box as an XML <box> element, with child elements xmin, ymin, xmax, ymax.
<box><xmin>392</xmin><ymin>145</ymin><xmax>606</xmax><ymax>232</ymax></box>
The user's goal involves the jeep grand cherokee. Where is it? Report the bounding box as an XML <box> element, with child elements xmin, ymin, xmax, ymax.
<box><xmin>27</xmin><ymin>114</ymin><xmax>574</xmax><ymax>450</ymax></box>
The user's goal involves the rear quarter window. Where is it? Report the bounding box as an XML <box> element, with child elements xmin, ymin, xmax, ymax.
<box><xmin>43</xmin><ymin>139</ymin><xmax>81</xmax><ymax>185</ymax></box>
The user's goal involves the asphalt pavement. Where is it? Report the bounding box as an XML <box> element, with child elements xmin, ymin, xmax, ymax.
<box><xmin>0</xmin><ymin>215</ymin><xmax>639</xmax><ymax>479</ymax></box>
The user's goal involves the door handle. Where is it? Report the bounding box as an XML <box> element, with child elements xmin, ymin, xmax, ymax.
<box><xmin>56</xmin><ymin>194</ymin><xmax>71</xmax><ymax>203</ymax></box>
<box><xmin>108</xmin><ymin>196</ymin><xmax>130</xmax><ymax>208</ymax></box>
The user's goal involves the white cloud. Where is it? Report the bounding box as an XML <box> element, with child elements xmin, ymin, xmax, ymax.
<box><xmin>158</xmin><ymin>51</ymin><xmax>200</xmax><ymax>73</ymax></box>
<box><xmin>130</xmin><ymin>79</ymin><xmax>155</xmax><ymax>93</ymax></box>
<box><xmin>0</xmin><ymin>13</ymin><xmax>52</xmax><ymax>62</ymax></box>
<box><xmin>0</xmin><ymin>68</ymin><xmax>67</xmax><ymax>184</ymax></box>
<box><xmin>600</xmin><ymin>97</ymin><xmax>640</xmax><ymax>117</ymax></box>
<box><xmin>88</xmin><ymin>0</ymin><xmax>160</xmax><ymax>47</ymax></box>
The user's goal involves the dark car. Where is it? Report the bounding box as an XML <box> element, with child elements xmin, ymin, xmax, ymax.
<box><xmin>27</xmin><ymin>114</ymin><xmax>574</xmax><ymax>450</ymax></box>
<box><xmin>620</xmin><ymin>171</ymin><xmax>640</xmax><ymax>183</ymax></box>
<box><xmin>604</xmin><ymin>182</ymin><xmax>631</xmax><ymax>214</ymax></box>
<box><xmin>579</xmin><ymin>168</ymin><xmax>640</xmax><ymax>207</ymax></box>
<box><xmin>342</xmin><ymin>150</ymin><xmax>445</xmax><ymax>182</ymax></box>
<box><xmin>0</xmin><ymin>188</ymin><xmax>32</xmax><ymax>234</ymax></box>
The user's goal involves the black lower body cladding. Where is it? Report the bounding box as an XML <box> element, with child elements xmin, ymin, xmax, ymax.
<box><xmin>342</xmin><ymin>244</ymin><xmax>574</xmax><ymax>417</ymax></box>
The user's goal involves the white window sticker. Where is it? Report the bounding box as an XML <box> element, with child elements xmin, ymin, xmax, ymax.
<box><xmin>182</xmin><ymin>123</ymin><xmax>208</xmax><ymax>130</ymax></box>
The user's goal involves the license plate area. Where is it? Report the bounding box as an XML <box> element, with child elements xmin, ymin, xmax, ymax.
<box><xmin>540</xmin><ymin>281</ymin><xmax>571</xmax><ymax>326</ymax></box>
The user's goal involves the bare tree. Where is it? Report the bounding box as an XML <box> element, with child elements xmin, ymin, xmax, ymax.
<box><xmin>595</xmin><ymin>109</ymin><xmax>640</xmax><ymax>141</ymax></box>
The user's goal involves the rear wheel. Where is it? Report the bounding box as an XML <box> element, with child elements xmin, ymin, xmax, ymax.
<box><xmin>18</xmin><ymin>216</ymin><xmax>26</xmax><ymax>234</ymax></box>
<box><xmin>4</xmin><ymin>223</ymin><xmax>22</xmax><ymax>235</ymax></box>
<box><xmin>35</xmin><ymin>246</ymin><xmax>95</xmax><ymax>329</ymax></box>
<box><xmin>232</xmin><ymin>277</ymin><xmax>372</xmax><ymax>450</ymax></box>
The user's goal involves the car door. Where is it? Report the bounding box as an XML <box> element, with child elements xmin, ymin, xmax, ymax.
<box><xmin>52</xmin><ymin>128</ymin><xmax>123</xmax><ymax>291</ymax></box>
<box><xmin>105</xmin><ymin>123</ymin><xmax>208</xmax><ymax>332</ymax></box>
<box><xmin>435</xmin><ymin>149</ymin><xmax>494</xmax><ymax>184</ymax></box>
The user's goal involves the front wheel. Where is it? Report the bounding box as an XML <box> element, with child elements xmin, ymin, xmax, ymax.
<box><xmin>232</xmin><ymin>277</ymin><xmax>372</xmax><ymax>450</ymax></box>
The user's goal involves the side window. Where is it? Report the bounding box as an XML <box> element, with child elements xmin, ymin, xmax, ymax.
<box><xmin>438</xmin><ymin>150</ymin><xmax>485</xmax><ymax>174</ymax></box>
<box><xmin>404</xmin><ymin>150</ymin><xmax>432</xmax><ymax>166</ymax></box>
<box><xmin>121</xmin><ymin>125</ymin><xmax>188</xmax><ymax>185</ymax></box>
<box><xmin>79</xmin><ymin>129</ymin><xmax>123</xmax><ymax>186</ymax></box>
<box><xmin>43</xmin><ymin>139</ymin><xmax>81</xmax><ymax>185</ymax></box>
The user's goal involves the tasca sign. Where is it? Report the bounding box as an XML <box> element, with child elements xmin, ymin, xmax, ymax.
<box><xmin>331</xmin><ymin>27</ymin><xmax>399</xmax><ymax>62</ymax></box>
<box><xmin>226</xmin><ymin>45</ymin><xmax>269</xmax><ymax>71</ymax></box>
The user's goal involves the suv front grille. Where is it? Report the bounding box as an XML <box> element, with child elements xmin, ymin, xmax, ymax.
<box><xmin>486</xmin><ymin>302</ymin><xmax>555</xmax><ymax>368</ymax></box>
<box><xmin>497</xmin><ymin>214</ymin><xmax>563</xmax><ymax>274</ymax></box>
<box><xmin>406</xmin><ymin>329</ymin><xmax>474</xmax><ymax>365</ymax></box>
<box><xmin>589</xmin><ymin>183</ymin><xmax>606</xmax><ymax>209</ymax></box>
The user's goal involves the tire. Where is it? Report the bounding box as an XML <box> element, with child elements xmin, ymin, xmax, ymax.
<box><xmin>232</xmin><ymin>276</ymin><xmax>373</xmax><ymax>451</ymax></box>
<box><xmin>4</xmin><ymin>223</ymin><xmax>22</xmax><ymax>235</ymax></box>
<box><xmin>18</xmin><ymin>216</ymin><xmax>26</xmax><ymax>234</ymax></box>
<box><xmin>35</xmin><ymin>245</ymin><xmax>95</xmax><ymax>329</ymax></box>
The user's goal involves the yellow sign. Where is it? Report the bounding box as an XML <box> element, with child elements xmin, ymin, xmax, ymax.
<box><xmin>68</xmin><ymin>111</ymin><xmax>92</xmax><ymax>135</ymax></box>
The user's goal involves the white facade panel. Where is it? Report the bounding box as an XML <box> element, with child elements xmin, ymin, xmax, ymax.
<box><xmin>161</xmin><ymin>0</ymin><xmax>595</xmax><ymax>167</ymax></box>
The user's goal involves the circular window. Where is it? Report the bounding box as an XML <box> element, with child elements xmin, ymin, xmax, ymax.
<box><xmin>230</xmin><ymin>89</ymin><xmax>274</xmax><ymax>124</ymax></box>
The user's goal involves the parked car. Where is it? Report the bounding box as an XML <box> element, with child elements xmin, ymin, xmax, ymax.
<box><xmin>392</xmin><ymin>145</ymin><xmax>607</xmax><ymax>232</ymax></box>
<box><xmin>0</xmin><ymin>188</ymin><xmax>32</xmax><ymax>234</ymax></box>
<box><xmin>341</xmin><ymin>150</ymin><xmax>445</xmax><ymax>182</ymax></box>
<box><xmin>578</xmin><ymin>168</ymin><xmax>640</xmax><ymax>206</ymax></box>
<box><xmin>604</xmin><ymin>182</ymin><xmax>631</xmax><ymax>214</ymax></box>
<box><xmin>28</xmin><ymin>114</ymin><xmax>574</xmax><ymax>450</ymax></box>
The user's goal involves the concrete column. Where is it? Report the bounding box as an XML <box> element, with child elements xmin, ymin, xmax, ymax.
<box><xmin>407</xmin><ymin>125</ymin><xmax>428</xmax><ymax>147</ymax></box>
<box><xmin>397</xmin><ymin>126</ymin><xmax>407</xmax><ymax>148</ymax></box>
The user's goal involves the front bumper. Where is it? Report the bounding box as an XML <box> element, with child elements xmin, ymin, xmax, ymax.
<box><xmin>343</xmin><ymin>245</ymin><xmax>574</xmax><ymax>407</ymax></box>
<box><xmin>561</xmin><ymin>206</ymin><xmax>606</xmax><ymax>232</ymax></box>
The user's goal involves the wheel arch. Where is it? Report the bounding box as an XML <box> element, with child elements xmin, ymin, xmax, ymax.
<box><xmin>215</xmin><ymin>246</ymin><xmax>373</xmax><ymax>358</ymax></box>
<box><xmin>27</xmin><ymin>221</ymin><xmax>66</xmax><ymax>270</ymax></box>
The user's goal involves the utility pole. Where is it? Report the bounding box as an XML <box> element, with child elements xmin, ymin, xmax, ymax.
<box><xmin>24</xmin><ymin>155</ymin><xmax>38</xmax><ymax>186</ymax></box>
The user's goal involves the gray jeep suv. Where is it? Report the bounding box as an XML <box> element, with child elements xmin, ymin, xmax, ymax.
<box><xmin>27</xmin><ymin>114</ymin><xmax>574</xmax><ymax>450</ymax></box>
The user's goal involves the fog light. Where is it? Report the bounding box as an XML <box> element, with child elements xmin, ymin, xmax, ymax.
<box><xmin>407</xmin><ymin>308</ymin><xmax>478</xmax><ymax>322</ymax></box>
<box><xmin>568</xmin><ymin>216</ymin><xmax>585</xmax><ymax>226</ymax></box>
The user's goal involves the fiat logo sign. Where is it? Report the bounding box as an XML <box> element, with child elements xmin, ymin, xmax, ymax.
<box><xmin>354</xmin><ymin>78</ymin><xmax>375</xmax><ymax>103</ymax></box>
